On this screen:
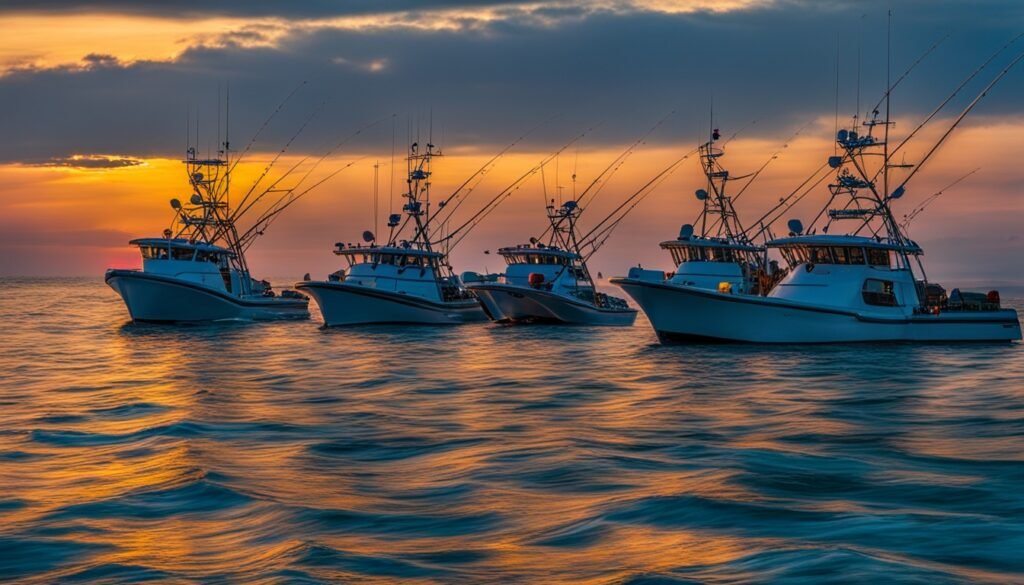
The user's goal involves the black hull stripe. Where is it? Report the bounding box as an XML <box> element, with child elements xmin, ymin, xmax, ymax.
<box><xmin>106</xmin><ymin>270</ymin><xmax>308</xmax><ymax>309</ymax></box>
<box><xmin>612</xmin><ymin>278</ymin><xmax>1019</xmax><ymax>326</ymax></box>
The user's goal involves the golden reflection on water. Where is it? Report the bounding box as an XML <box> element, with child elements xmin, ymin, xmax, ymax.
<box><xmin>2</xmin><ymin>281</ymin><xmax>1023</xmax><ymax>582</ymax></box>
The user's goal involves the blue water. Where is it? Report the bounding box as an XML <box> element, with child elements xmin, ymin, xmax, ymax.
<box><xmin>1</xmin><ymin>277</ymin><xmax>1023</xmax><ymax>583</ymax></box>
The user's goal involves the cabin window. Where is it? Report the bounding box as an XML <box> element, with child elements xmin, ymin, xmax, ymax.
<box><xmin>141</xmin><ymin>245</ymin><xmax>170</xmax><ymax>260</ymax></box>
<box><xmin>171</xmin><ymin>247</ymin><xmax>195</xmax><ymax>261</ymax></box>
<box><xmin>831</xmin><ymin>247</ymin><xmax>850</xmax><ymax>264</ymax></box>
<box><xmin>863</xmin><ymin>278</ymin><xmax>898</xmax><ymax>306</ymax></box>
<box><xmin>847</xmin><ymin>247</ymin><xmax>866</xmax><ymax>265</ymax></box>
<box><xmin>867</xmin><ymin>248</ymin><xmax>891</xmax><ymax>267</ymax></box>
<box><xmin>808</xmin><ymin>246</ymin><xmax>833</xmax><ymax>264</ymax></box>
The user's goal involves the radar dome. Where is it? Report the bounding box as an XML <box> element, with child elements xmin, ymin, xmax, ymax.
<box><xmin>362</xmin><ymin>230</ymin><xmax>375</xmax><ymax>243</ymax></box>
<box><xmin>170</xmin><ymin>198</ymin><xmax>181</xmax><ymax>210</ymax></box>
<box><xmin>190</xmin><ymin>194</ymin><xmax>203</xmax><ymax>205</ymax></box>
<box><xmin>679</xmin><ymin>223</ymin><xmax>694</xmax><ymax>239</ymax></box>
<box><xmin>787</xmin><ymin>218</ymin><xmax>804</xmax><ymax>235</ymax></box>
<box><xmin>695</xmin><ymin>189</ymin><xmax>709</xmax><ymax>201</ymax></box>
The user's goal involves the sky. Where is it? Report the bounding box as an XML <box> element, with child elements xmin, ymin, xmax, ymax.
<box><xmin>1</xmin><ymin>0</ymin><xmax>1023</xmax><ymax>287</ymax></box>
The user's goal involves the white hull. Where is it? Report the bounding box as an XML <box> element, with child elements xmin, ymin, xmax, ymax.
<box><xmin>468</xmin><ymin>283</ymin><xmax>637</xmax><ymax>326</ymax></box>
<box><xmin>297</xmin><ymin>281</ymin><xmax>488</xmax><ymax>326</ymax></box>
<box><xmin>106</xmin><ymin>269</ymin><xmax>309</xmax><ymax>322</ymax></box>
<box><xmin>614</xmin><ymin>278</ymin><xmax>1022</xmax><ymax>343</ymax></box>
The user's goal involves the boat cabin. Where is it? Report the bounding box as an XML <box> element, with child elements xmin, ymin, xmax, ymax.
<box><xmin>497</xmin><ymin>245</ymin><xmax>589</xmax><ymax>291</ymax></box>
<box><xmin>333</xmin><ymin>243</ymin><xmax>461</xmax><ymax>301</ymax></box>
<box><xmin>660</xmin><ymin>237</ymin><xmax>766</xmax><ymax>294</ymax></box>
<box><xmin>766</xmin><ymin>235</ymin><xmax>924</xmax><ymax>311</ymax></box>
<box><xmin>131</xmin><ymin>238</ymin><xmax>243</xmax><ymax>293</ymax></box>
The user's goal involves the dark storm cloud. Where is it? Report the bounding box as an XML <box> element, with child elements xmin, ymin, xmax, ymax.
<box><xmin>2</xmin><ymin>0</ymin><xmax>1023</xmax><ymax>164</ymax></box>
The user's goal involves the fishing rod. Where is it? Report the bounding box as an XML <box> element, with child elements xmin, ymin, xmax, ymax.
<box><xmin>238</xmin><ymin>157</ymin><xmax>364</xmax><ymax>251</ymax></box>
<box><xmin>890</xmin><ymin>48</ymin><xmax>1024</xmax><ymax>198</ymax></box>
<box><xmin>232</xmin><ymin>114</ymin><xmax>390</xmax><ymax>225</ymax></box>
<box><xmin>577</xmin><ymin>109</ymin><xmax>676</xmax><ymax>210</ymax></box>
<box><xmin>227</xmin><ymin>81</ymin><xmax>307</xmax><ymax>178</ymax></box>
<box><xmin>580</xmin><ymin>153</ymin><xmax>692</xmax><ymax>261</ymax></box>
<box><xmin>743</xmin><ymin>159</ymin><xmax>834</xmax><ymax>241</ymax></box>
<box><xmin>440</xmin><ymin>127</ymin><xmax>597</xmax><ymax>251</ymax></box>
<box><xmin>697</xmin><ymin>121</ymin><xmax>811</xmax><ymax>238</ymax></box>
<box><xmin>720</xmin><ymin>119</ymin><xmax>757</xmax><ymax>148</ymax></box>
<box><xmin>578</xmin><ymin>148</ymin><xmax>696</xmax><ymax>249</ymax></box>
<box><xmin>867</xmin><ymin>33</ymin><xmax>949</xmax><ymax>119</ymax></box>
<box><xmin>229</xmin><ymin>99</ymin><xmax>327</xmax><ymax>223</ymax></box>
<box><xmin>213</xmin><ymin>115</ymin><xmax>383</xmax><ymax>249</ymax></box>
<box><xmin>532</xmin><ymin>109</ymin><xmax>676</xmax><ymax>244</ymax></box>
<box><xmin>888</xmin><ymin>32</ymin><xmax>1024</xmax><ymax>163</ymax></box>
<box><xmin>732</xmin><ymin>121</ymin><xmax>811</xmax><ymax>204</ymax></box>
<box><xmin>900</xmin><ymin>167</ymin><xmax>980</xmax><ymax>229</ymax></box>
<box><xmin>425</xmin><ymin>115</ymin><xmax>554</xmax><ymax>234</ymax></box>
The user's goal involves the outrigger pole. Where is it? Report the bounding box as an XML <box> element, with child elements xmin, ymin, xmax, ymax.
<box><xmin>532</xmin><ymin>109</ymin><xmax>676</xmax><ymax>244</ymax></box>
<box><xmin>425</xmin><ymin>115</ymin><xmax>555</xmax><ymax>236</ymax></box>
<box><xmin>578</xmin><ymin>147</ymin><xmax>699</xmax><ymax>259</ymax></box>
<box><xmin>437</xmin><ymin>127</ymin><xmax>597</xmax><ymax>252</ymax></box>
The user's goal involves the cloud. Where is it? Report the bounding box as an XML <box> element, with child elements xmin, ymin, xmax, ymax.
<box><xmin>0</xmin><ymin>0</ymin><xmax>540</xmax><ymax>19</ymax></box>
<box><xmin>26</xmin><ymin>154</ymin><xmax>146</xmax><ymax>169</ymax></box>
<box><xmin>0</xmin><ymin>0</ymin><xmax>1022</xmax><ymax>167</ymax></box>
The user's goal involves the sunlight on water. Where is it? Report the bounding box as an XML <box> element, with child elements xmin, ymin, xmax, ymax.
<box><xmin>1</xmin><ymin>277</ymin><xmax>1022</xmax><ymax>582</ymax></box>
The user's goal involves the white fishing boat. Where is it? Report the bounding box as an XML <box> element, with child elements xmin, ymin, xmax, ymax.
<box><xmin>298</xmin><ymin>142</ymin><xmax>487</xmax><ymax>326</ymax></box>
<box><xmin>467</xmin><ymin>201</ymin><xmax>636</xmax><ymax>325</ymax></box>
<box><xmin>106</xmin><ymin>152</ymin><xmax>309</xmax><ymax>323</ymax></box>
<box><xmin>624</xmin><ymin>127</ymin><xmax>781</xmax><ymax>296</ymax></box>
<box><xmin>616</xmin><ymin>53</ymin><xmax>1022</xmax><ymax>343</ymax></box>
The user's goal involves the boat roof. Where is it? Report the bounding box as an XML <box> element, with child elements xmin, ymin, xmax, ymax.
<box><xmin>660</xmin><ymin>237</ymin><xmax>764</xmax><ymax>252</ymax></box>
<box><xmin>767</xmin><ymin>234</ymin><xmax>923</xmax><ymax>253</ymax></box>
<box><xmin>497</xmin><ymin>245</ymin><xmax>580</xmax><ymax>259</ymax></box>
<box><xmin>334</xmin><ymin>243</ymin><xmax>445</xmax><ymax>259</ymax></box>
<box><xmin>129</xmin><ymin>238</ymin><xmax>233</xmax><ymax>255</ymax></box>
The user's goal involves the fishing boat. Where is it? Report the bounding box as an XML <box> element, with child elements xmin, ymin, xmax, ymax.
<box><xmin>106</xmin><ymin>151</ymin><xmax>310</xmax><ymax>322</ymax></box>
<box><xmin>297</xmin><ymin>142</ymin><xmax>487</xmax><ymax>325</ymax></box>
<box><xmin>615</xmin><ymin>47</ymin><xmax>1023</xmax><ymax>343</ymax></box>
<box><xmin>467</xmin><ymin>200</ymin><xmax>637</xmax><ymax>325</ymax></box>
<box><xmin>618</xmin><ymin>126</ymin><xmax>781</xmax><ymax>299</ymax></box>
<box><xmin>106</xmin><ymin>91</ymin><xmax>364</xmax><ymax>323</ymax></box>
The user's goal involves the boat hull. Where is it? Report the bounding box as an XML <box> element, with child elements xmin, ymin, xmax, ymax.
<box><xmin>613</xmin><ymin>277</ymin><xmax>1022</xmax><ymax>343</ymax></box>
<box><xmin>106</xmin><ymin>269</ymin><xmax>309</xmax><ymax>323</ymax></box>
<box><xmin>296</xmin><ymin>281</ymin><xmax>488</xmax><ymax>326</ymax></box>
<box><xmin>468</xmin><ymin>283</ymin><xmax>637</xmax><ymax>326</ymax></box>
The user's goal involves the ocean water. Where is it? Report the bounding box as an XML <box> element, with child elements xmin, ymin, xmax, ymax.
<box><xmin>1</xmin><ymin>277</ymin><xmax>1023</xmax><ymax>584</ymax></box>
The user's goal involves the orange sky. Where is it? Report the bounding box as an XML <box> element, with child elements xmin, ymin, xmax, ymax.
<box><xmin>1</xmin><ymin>2</ymin><xmax>1021</xmax><ymax>287</ymax></box>
<box><xmin>2</xmin><ymin>116</ymin><xmax>1021</xmax><ymax>288</ymax></box>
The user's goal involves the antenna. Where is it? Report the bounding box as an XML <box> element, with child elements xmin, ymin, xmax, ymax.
<box><xmin>834</xmin><ymin>32</ymin><xmax>840</xmax><ymax>157</ymax></box>
<box><xmin>225</xmin><ymin>82</ymin><xmax>230</xmax><ymax>209</ymax></box>
<box><xmin>390</xmin><ymin>114</ymin><xmax>396</xmax><ymax>216</ymax></box>
<box><xmin>883</xmin><ymin>10</ymin><xmax>891</xmax><ymax>230</ymax></box>
<box><xmin>374</xmin><ymin>160</ymin><xmax>380</xmax><ymax>240</ymax></box>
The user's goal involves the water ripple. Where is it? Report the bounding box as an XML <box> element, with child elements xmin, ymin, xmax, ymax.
<box><xmin>0</xmin><ymin>277</ymin><xmax>1022</xmax><ymax>582</ymax></box>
